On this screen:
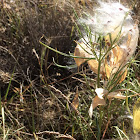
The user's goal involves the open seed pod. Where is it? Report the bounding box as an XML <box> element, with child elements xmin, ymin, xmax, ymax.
<box><xmin>74</xmin><ymin>2</ymin><xmax>139</xmax><ymax>83</ymax></box>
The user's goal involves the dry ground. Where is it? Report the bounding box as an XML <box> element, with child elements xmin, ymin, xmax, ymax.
<box><xmin>0</xmin><ymin>0</ymin><xmax>139</xmax><ymax>139</ymax></box>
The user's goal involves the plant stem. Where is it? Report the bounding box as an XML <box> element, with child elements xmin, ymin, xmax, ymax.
<box><xmin>97</xmin><ymin>60</ymin><xmax>101</xmax><ymax>88</ymax></box>
<box><xmin>97</xmin><ymin>36</ymin><xmax>102</xmax><ymax>88</ymax></box>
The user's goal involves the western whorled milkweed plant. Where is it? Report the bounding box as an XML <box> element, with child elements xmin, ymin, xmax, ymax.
<box><xmin>74</xmin><ymin>1</ymin><xmax>139</xmax><ymax>139</ymax></box>
<box><xmin>40</xmin><ymin>1</ymin><xmax>139</xmax><ymax>139</ymax></box>
<box><xmin>74</xmin><ymin>1</ymin><xmax>139</xmax><ymax>111</ymax></box>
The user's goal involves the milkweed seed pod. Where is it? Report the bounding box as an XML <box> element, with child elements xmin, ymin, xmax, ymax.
<box><xmin>74</xmin><ymin>2</ymin><xmax>139</xmax><ymax>83</ymax></box>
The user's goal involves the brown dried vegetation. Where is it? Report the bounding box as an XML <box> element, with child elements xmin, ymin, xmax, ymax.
<box><xmin>0</xmin><ymin>0</ymin><xmax>139</xmax><ymax>139</ymax></box>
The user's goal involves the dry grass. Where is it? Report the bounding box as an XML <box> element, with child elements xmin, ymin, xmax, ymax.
<box><xmin>0</xmin><ymin>0</ymin><xmax>139</xmax><ymax>140</ymax></box>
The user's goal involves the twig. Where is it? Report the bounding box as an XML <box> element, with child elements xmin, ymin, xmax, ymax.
<box><xmin>72</xmin><ymin>76</ymin><xmax>95</xmax><ymax>87</ymax></box>
<box><xmin>101</xmin><ymin>118</ymin><xmax>111</xmax><ymax>140</ymax></box>
<box><xmin>55</xmin><ymin>134</ymin><xmax>75</xmax><ymax>140</ymax></box>
<box><xmin>17</xmin><ymin>131</ymin><xmax>46</xmax><ymax>140</ymax></box>
<box><xmin>36</xmin><ymin>131</ymin><xmax>60</xmax><ymax>135</ymax></box>
<box><xmin>114</xmin><ymin>88</ymin><xmax>140</xmax><ymax>97</ymax></box>
<box><xmin>36</xmin><ymin>130</ymin><xmax>75</xmax><ymax>140</ymax></box>
<box><xmin>17</xmin><ymin>131</ymin><xmax>33</xmax><ymax>136</ymax></box>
